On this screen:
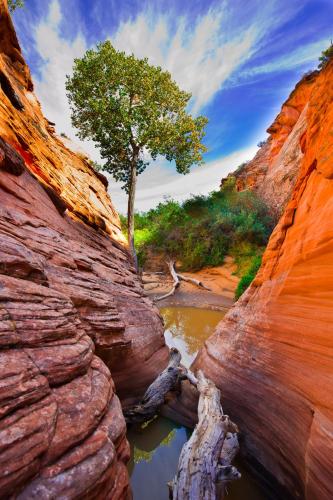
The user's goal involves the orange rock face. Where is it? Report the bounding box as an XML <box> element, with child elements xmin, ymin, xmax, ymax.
<box><xmin>195</xmin><ymin>60</ymin><xmax>333</xmax><ymax>498</ymax></box>
<box><xmin>222</xmin><ymin>71</ymin><xmax>319</xmax><ymax>215</ymax></box>
<box><xmin>0</xmin><ymin>1</ymin><xmax>167</xmax><ymax>497</ymax></box>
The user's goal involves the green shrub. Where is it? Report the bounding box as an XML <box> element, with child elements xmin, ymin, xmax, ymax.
<box><xmin>235</xmin><ymin>254</ymin><xmax>262</xmax><ymax>299</ymax></box>
<box><xmin>8</xmin><ymin>0</ymin><xmax>24</xmax><ymax>12</ymax></box>
<box><xmin>318</xmin><ymin>43</ymin><xmax>333</xmax><ymax>69</ymax></box>
<box><xmin>128</xmin><ymin>181</ymin><xmax>274</xmax><ymax>274</ymax></box>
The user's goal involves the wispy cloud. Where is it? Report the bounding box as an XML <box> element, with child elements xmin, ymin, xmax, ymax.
<box><xmin>34</xmin><ymin>1</ymin><xmax>85</xmax><ymax>129</ymax></box>
<box><xmin>22</xmin><ymin>0</ymin><xmax>331</xmax><ymax>213</ymax></box>
<box><xmin>32</xmin><ymin>0</ymin><xmax>103</xmax><ymax>160</ymax></box>
<box><xmin>236</xmin><ymin>37</ymin><xmax>330</xmax><ymax>81</ymax></box>
<box><xmin>111</xmin><ymin>9</ymin><xmax>260</xmax><ymax>114</ymax></box>
<box><xmin>30</xmin><ymin>0</ymin><xmax>273</xmax><ymax>138</ymax></box>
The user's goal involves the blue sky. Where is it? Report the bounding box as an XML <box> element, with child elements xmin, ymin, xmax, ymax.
<box><xmin>12</xmin><ymin>0</ymin><xmax>333</xmax><ymax>213</ymax></box>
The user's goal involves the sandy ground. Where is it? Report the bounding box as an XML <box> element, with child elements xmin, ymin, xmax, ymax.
<box><xmin>143</xmin><ymin>256</ymin><xmax>239</xmax><ymax>311</ymax></box>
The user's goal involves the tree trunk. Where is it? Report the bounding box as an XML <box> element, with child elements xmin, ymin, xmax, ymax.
<box><xmin>170</xmin><ymin>370</ymin><xmax>241</xmax><ymax>499</ymax></box>
<box><xmin>127</xmin><ymin>156</ymin><xmax>138</xmax><ymax>271</ymax></box>
<box><xmin>123</xmin><ymin>347</ymin><xmax>182</xmax><ymax>424</ymax></box>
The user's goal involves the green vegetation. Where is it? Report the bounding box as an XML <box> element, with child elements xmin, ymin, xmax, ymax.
<box><xmin>66</xmin><ymin>41</ymin><xmax>207</xmax><ymax>265</ymax></box>
<box><xmin>257</xmin><ymin>140</ymin><xmax>267</xmax><ymax>148</ymax></box>
<box><xmin>235</xmin><ymin>253</ymin><xmax>262</xmax><ymax>299</ymax></box>
<box><xmin>318</xmin><ymin>43</ymin><xmax>333</xmax><ymax>69</ymax></box>
<box><xmin>8</xmin><ymin>0</ymin><xmax>24</xmax><ymax>12</ymax></box>
<box><xmin>128</xmin><ymin>178</ymin><xmax>274</xmax><ymax>296</ymax></box>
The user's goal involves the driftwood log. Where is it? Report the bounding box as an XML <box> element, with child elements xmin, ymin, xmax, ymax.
<box><xmin>123</xmin><ymin>347</ymin><xmax>182</xmax><ymax>424</ymax></box>
<box><xmin>177</xmin><ymin>273</ymin><xmax>211</xmax><ymax>291</ymax></box>
<box><xmin>155</xmin><ymin>260</ymin><xmax>180</xmax><ymax>301</ymax></box>
<box><xmin>170</xmin><ymin>370</ymin><xmax>240</xmax><ymax>499</ymax></box>
<box><xmin>155</xmin><ymin>260</ymin><xmax>211</xmax><ymax>301</ymax></box>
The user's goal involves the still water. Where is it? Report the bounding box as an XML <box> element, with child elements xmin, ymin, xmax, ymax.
<box><xmin>128</xmin><ymin>307</ymin><xmax>265</xmax><ymax>500</ymax></box>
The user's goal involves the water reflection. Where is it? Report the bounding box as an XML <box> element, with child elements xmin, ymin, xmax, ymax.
<box><xmin>128</xmin><ymin>307</ymin><xmax>266</xmax><ymax>500</ymax></box>
<box><xmin>161</xmin><ymin>306</ymin><xmax>225</xmax><ymax>367</ymax></box>
<box><xmin>128</xmin><ymin>417</ymin><xmax>189</xmax><ymax>500</ymax></box>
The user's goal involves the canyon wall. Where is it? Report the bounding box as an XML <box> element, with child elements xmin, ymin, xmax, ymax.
<box><xmin>0</xmin><ymin>1</ymin><xmax>168</xmax><ymax>497</ymax></box>
<box><xmin>195</xmin><ymin>60</ymin><xmax>333</xmax><ymax>498</ymax></box>
<box><xmin>222</xmin><ymin>70</ymin><xmax>319</xmax><ymax>216</ymax></box>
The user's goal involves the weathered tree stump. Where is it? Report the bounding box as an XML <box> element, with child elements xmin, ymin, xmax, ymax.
<box><xmin>123</xmin><ymin>347</ymin><xmax>182</xmax><ymax>424</ymax></box>
<box><xmin>170</xmin><ymin>370</ymin><xmax>240</xmax><ymax>499</ymax></box>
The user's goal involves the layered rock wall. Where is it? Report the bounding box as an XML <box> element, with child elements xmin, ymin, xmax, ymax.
<box><xmin>0</xmin><ymin>1</ymin><xmax>167</xmax><ymax>497</ymax></box>
<box><xmin>223</xmin><ymin>71</ymin><xmax>319</xmax><ymax>215</ymax></box>
<box><xmin>195</xmin><ymin>60</ymin><xmax>333</xmax><ymax>499</ymax></box>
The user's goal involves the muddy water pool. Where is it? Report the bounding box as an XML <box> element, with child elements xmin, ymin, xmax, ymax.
<box><xmin>128</xmin><ymin>307</ymin><xmax>266</xmax><ymax>499</ymax></box>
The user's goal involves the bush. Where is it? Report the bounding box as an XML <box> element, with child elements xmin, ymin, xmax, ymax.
<box><xmin>129</xmin><ymin>181</ymin><xmax>274</xmax><ymax>274</ymax></box>
<box><xmin>8</xmin><ymin>0</ymin><xmax>24</xmax><ymax>12</ymax></box>
<box><xmin>318</xmin><ymin>43</ymin><xmax>333</xmax><ymax>69</ymax></box>
<box><xmin>257</xmin><ymin>140</ymin><xmax>267</xmax><ymax>148</ymax></box>
<box><xmin>235</xmin><ymin>254</ymin><xmax>262</xmax><ymax>299</ymax></box>
<box><xmin>234</xmin><ymin>162</ymin><xmax>248</xmax><ymax>174</ymax></box>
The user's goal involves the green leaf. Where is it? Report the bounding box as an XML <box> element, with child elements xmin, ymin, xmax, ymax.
<box><xmin>66</xmin><ymin>41</ymin><xmax>208</xmax><ymax>191</ymax></box>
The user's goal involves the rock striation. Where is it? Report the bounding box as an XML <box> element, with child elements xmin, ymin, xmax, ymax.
<box><xmin>195</xmin><ymin>59</ymin><xmax>333</xmax><ymax>499</ymax></box>
<box><xmin>0</xmin><ymin>1</ymin><xmax>167</xmax><ymax>497</ymax></box>
<box><xmin>222</xmin><ymin>70</ymin><xmax>319</xmax><ymax>216</ymax></box>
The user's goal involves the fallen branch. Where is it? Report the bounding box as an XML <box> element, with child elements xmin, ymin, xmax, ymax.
<box><xmin>123</xmin><ymin>347</ymin><xmax>182</xmax><ymax>424</ymax></box>
<box><xmin>170</xmin><ymin>370</ymin><xmax>241</xmax><ymax>499</ymax></box>
<box><xmin>177</xmin><ymin>273</ymin><xmax>212</xmax><ymax>291</ymax></box>
<box><xmin>155</xmin><ymin>260</ymin><xmax>180</xmax><ymax>302</ymax></box>
<box><xmin>155</xmin><ymin>260</ymin><xmax>212</xmax><ymax>301</ymax></box>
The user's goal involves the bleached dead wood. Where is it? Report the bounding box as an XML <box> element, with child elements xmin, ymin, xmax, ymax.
<box><xmin>177</xmin><ymin>273</ymin><xmax>212</xmax><ymax>291</ymax></box>
<box><xmin>170</xmin><ymin>370</ymin><xmax>241</xmax><ymax>500</ymax></box>
<box><xmin>123</xmin><ymin>347</ymin><xmax>182</xmax><ymax>424</ymax></box>
<box><xmin>155</xmin><ymin>260</ymin><xmax>180</xmax><ymax>301</ymax></box>
<box><xmin>155</xmin><ymin>260</ymin><xmax>212</xmax><ymax>301</ymax></box>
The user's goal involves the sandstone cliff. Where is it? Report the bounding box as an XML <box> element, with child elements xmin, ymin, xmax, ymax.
<box><xmin>0</xmin><ymin>1</ymin><xmax>167</xmax><ymax>497</ymax></box>
<box><xmin>222</xmin><ymin>70</ymin><xmax>319</xmax><ymax>216</ymax></box>
<box><xmin>195</xmin><ymin>60</ymin><xmax>333</xmax><ymax>498</ymax></box>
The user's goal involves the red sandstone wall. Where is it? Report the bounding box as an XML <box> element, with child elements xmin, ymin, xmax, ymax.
<box><xmin>195</xmin><ymin>60</ymin><xmax>333</xmax><ymax>499</ymax></box>
<box><xmin>0</xmin><ymin>1</ymin><xmax>167</xmax><ymax>497</ymax></box>
<box><xmin>222</xmin><ymin>71</ymin><xmax>319</xmax><ymax>215</ymax></box>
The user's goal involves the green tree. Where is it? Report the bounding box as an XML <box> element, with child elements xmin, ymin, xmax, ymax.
<box><xmin>318</xmin><ymin>42</ymin><xmax>333</xmax><ymax>69</ymax></box>
<box><xmin>8</xmin><ymin>0</ymin><xmax>24</xmax><ymax>12</ymax></box>
<box><xmin>66</xmin><ymin>41</ymin><xmax>207</xmax><ymax>266</ymax></box>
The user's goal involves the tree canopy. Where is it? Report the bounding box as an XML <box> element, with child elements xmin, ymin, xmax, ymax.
<box><xmin>8</xmin><ymin>0</ymin><xmax>24</xmax><ymax>12</ymax></box>
<box><xmin>66</xmin><ymin>41</ymin><xmax>208</xmax><ymax>266</ymax></box>
<box><xmin>66</xmin><ymin>41</ymin><xmax>208</xmax><ymax>193</ymax></box>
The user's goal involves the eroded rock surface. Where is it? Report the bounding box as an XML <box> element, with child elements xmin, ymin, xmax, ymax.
<box><xmin>195</xmin><ymin>60</ymin><xmax>333</xmax><ymax>499</ymax></box>
<box><xmin>222</xmin><ymin>71</ymin><xmax>319</xmax><ymax>215</ymax></box>
<box><xmin>0</xmin><ymin>1</ymin><xmax>167</xmax><ymax>497</ymax></box>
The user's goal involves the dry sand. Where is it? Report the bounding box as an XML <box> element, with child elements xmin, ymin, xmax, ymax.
<box><xmin>143</xmin><ymin>256</ymin><xmax>239</xmax><ymax>311</ymax></box>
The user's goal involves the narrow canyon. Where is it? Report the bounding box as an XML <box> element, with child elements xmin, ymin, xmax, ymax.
<box><xmin>194</xmin><ymin>59</ymin><xmax>333</xmax><ymax>499</ymax></box>
<box><xmin>0</xmin><ymin>0</ymin><xmax>332</xmax><ymax>499</ymax></box>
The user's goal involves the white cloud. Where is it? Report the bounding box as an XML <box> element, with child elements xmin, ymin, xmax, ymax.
<box><xmin>33</xmin><ymin>0</ymin><xmax>101</xmax><ymax>161</ymax></box>
<box><xmin>27</xmin><ymin>0</ymin><xmax>325</xmax><ymax>215</ymax></box>
<box><xmin>237</xmin><ymin>38</ymin><xmax>330</xmax><ymax>80</ymax></box>
<box><xmin>31</xmin><ymin>0</ymin><xmax>266</xmax><ymax>145</ymax></box>
<box><xmin>29</xmin><ymin>0</ymin><xmax>262</xmax><ymax>213</ymax></box>
<box><xmin>107</xmin><ymin>145</ymin><xmax>257</xmax><ymax>213</ymax></box>
<box><xmin>111</xmin><ymin>9</ymin><xmax>259</xmax><ymax>114</ymax></box>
